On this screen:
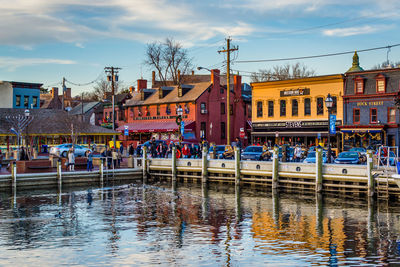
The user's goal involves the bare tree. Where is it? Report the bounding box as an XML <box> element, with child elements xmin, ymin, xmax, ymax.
<box><xmin>144</xmin><ymin>38</ymin><xmax>193</xmax><ymax>85</ymax></box>
<box><xmin>251</xmin><ymin>62</ymin><xmax>316</xmax><ymax>82</ymax></box>
<box><xmin>371</xmin><ymin>60</ymin><xmax>400</xmax><ymax>70</ymax></box>
<box><xmin>81</xmin><ymin>77</ymin><xmax>125</xmax><ymax>101</ymax></box>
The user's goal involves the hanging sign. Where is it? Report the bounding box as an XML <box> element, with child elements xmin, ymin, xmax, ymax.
<box><xmin>329</xmin><ymin>115</ymin><xmax>336</xmax><ymax>134</ymax></box>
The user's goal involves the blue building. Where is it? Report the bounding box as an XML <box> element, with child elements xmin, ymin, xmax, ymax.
<box><xmin>339</xmin><ymin>52</ymin><xmax>400</xmax><ymax>148</ymax></box>
<box><xmin>0</xmin><ymin>81</ymin><xmax>42</xmax><ymax>109</ymax></box>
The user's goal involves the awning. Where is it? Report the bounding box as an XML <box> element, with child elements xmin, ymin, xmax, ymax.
<box><xmin>338</xmin><ymin>125</ymin><xmax>384</xmax><ymax>133</ymax></box>
<box><xmin>247</xmin><ymin>120</ymin><xmax>252</xmax><ymax>129</ymax></box>
<box><xmin>117</xmin><ymin>120</ymin><xmax>195</xmax><ymax>133</ymax></box>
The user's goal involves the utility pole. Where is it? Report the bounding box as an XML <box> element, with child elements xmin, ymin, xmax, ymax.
<box><xmin>218</xmin><ymin>38</ymin><xmax>238</xmax><ymax>146</ymax></box>
<box><xmin>104</xmin><ymin>66</ymin><xmax>121</xmax><ymax>149</ymax></box>
<box><xmin>62</xmin><ymin>77</ymin><xmax>66</xmax><ymax>111</ymax></box>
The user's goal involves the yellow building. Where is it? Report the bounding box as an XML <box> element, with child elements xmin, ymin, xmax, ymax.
<box><xmin>251</xmin><ymin>74</ymin><xmax>344</xmax><ymax>148</ymax></box>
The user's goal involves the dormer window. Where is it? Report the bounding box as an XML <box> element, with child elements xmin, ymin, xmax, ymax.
<box><xmin>354</xmin><ymin>76</ymin><xmax>364</xmax><ymax>94</ymax></box>
<box><xmin>376</xmin><ymin>74</ymin><xmax>386</xmax><ymax>93</ymax></box>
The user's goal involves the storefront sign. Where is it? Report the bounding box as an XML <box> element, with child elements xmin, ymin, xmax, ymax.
<box><xmin>356</xmin><ymin>101</ymin><xmax>384</xmax><ymax>106</ymax></box>
<box><xmin>253</xmin><ymin>120</ymin><xmax>342</xmax><ymax>129</ymax></box>
<box><xmin>280</xmin><ymin>88</ymin><xmax>310</xmax><ymax>97</ymax></box>
<box><xmin>134</xmin><ymin>115</ymin><xmax>188</xmax><ymax>120</ymax></box>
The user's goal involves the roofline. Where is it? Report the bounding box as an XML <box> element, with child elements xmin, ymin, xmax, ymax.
<box><xmin>344</xmin><ymin>67</ymin><xmax>400</xmax><ymax>76</ymax></box>
<box><xmin>250</xmin><ymin>74</ymin><xmax>344</xmax><ymax>87</ymax></box>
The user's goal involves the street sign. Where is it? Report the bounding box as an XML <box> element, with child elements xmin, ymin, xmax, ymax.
<box><xmin>329</xmin><ymin>114</ymin><xmax>336</xmax><ymax>134</ymax></box>
<box><xmin>240</xmin><ymin>131</ymin><xmax>245</xmax><ymax>138</ymax></box>
<box><xmin>181</xmin><ymin>121</ymin><xmax>185</xmax><ymax>135</ymax></box>
<box><xmin>124</xmin><ymin>125</ymin><xmax>129</xmax><ymax>136</ymax></box>
<box><xmin>317</xmin><ymin>132</ymin><xmax>321</xmax><ymax>139</ymax></box>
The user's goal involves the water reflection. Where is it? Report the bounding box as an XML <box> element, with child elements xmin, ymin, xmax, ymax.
<box><xmin>1</xmin><ymin>183</ymin><xmax>400</xmax><ymax>266</ymax></box>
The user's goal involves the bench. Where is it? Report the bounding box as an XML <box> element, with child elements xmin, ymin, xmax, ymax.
<box><xmin>16</xmin><ymin>160</ymin><xmax>53</xmax><ymax>173</ymax></box>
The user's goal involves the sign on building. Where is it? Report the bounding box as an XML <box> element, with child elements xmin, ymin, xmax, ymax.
<box><xmin>329</xmin><ymin>115</ymin><xmax>336</xmax><ymax>134</ymax></box>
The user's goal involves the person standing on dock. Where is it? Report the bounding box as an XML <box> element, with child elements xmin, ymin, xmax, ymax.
<box><xmin>0</xmin><ymin>149</ymin><xmax>3</xmax><ymax>170</ymax></box>
<box><xmin>112</xmin><ymin>148</ymin><xmax>118</xmax><ymax>168</ymax></box>
<box><xmin>128</xmin><ymin>144</ymin><xmax>134</xmax><ymax>157</ymax></box>
<box><xmin>87</xmin><ymin>150</ymin><xmax>93</xmax><ymax>172</ymax></box>
<box><xmin>68</xmin><ymin>148</ymin><xmax>75</xmax><ymax>171</ymax></box>
<box><xmin>150</xmin><ymin>137</ymin><xmax>157</xmax><ymax>158</ymax></box>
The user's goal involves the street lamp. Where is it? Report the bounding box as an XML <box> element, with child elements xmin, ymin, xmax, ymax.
<box><xmin>325</xmin><ymin>94</ymin><xmax>333</xmax><ymax>163</ymax></box>
<box><xmin>176</xmin><ymin>105</ymin><xmax>183</xmax><ymax>143</ymax></box>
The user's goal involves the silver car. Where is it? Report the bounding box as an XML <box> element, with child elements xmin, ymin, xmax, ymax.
<box><xmin>50</xmin><ymin>144</ymin><xmax>91</xmax><ymax>157</ymax></box>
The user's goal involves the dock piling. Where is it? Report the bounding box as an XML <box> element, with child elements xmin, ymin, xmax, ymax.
<box><xmin>316</xmin><ymin>147</ymin><xmax>323</xmax><ymax>193</ymax></box>
<box><xmin>272</xmin><ymin>145</ymin><xmax>279</xmax><ymax>189</ymax></box>
<box><xmin>234</xmin><ymin>147</ymin><xmax>240</xmax><ymax>185</ymax></box>
<box><xmin>367</xmin><ymin>150</ymin><xmax>374</xmax><ymax>197</ymax></box>
<box><xmin>57</xmin><ymin>159</ymin><xmax>62</xmax><ymax>189</ymax></box>
<box><xmin>100</xmin><ymin>158</ymin><xmax>104</xmax><ymax>185</ymax></box>
<box><xmin>201</xmin><ymin>146</ymin><xmax>208</xmax><ymax>183</ymax></box>
<box><xmin>11</xmin><ymin>161</ymin><xmax>17</xmax><ymax>193</ymax></box>
<box><xmin>142</xmin><ymin>146</ymin><xmax>148</xmax><ymax>183</ymax></box>
<box><xmin>172</xmin><ymin>147</ymin><xmax>177</xmax><ymax>181</ymax></box>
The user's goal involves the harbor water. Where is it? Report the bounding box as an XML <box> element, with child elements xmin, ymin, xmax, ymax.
<box><xmin>1</xmin><ymin>181</ymin><xmax>400</xmax><ymax>266</ymax></box>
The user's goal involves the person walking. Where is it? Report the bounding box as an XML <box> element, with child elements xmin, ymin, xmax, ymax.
<box><xmin>182</xmin><ymin>144</ymin><xmax>191</xmax><ymax>158</ymax></box>
<box><xmin>136</xmin><ymin>143</ymin><xmax>142</xmax><ymax>157</ymax></box>
<box><xmin>128</xmin><ymin>144</ymin><xmax>134</xmax><ymax>156</ymax></box>
<box><xmin>112</xmin><ymin>148</ymin><xmax>118</xmax><ymax>168</ymax></box>
<box><xmin>107</xmin><ymin>147</ymin><xmax>112</xmax><ymax>169</ymax></box>
<box><xmin>119</xmin><ymin>144</ymin><xmax>124</xmax><ymax>157</ymax></box>
<box><xmin>87</xmin><ymin>150</ymin><xmax>93</xmax><ymax>171</ymax></box>
<box><xmin>68</xmin><ymin>148</ymin><xmax>75</xmax><ymax>171</ymax></box>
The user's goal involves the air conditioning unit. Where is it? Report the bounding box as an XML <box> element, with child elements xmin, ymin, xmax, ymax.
<box><xmin>201</xmin><ymin>109</ymin><xmax>208</xmax><ymax>114</ymax></box>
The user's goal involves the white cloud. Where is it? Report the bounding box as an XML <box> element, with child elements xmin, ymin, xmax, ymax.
<box><xmin>0</xmin><ymin>57</ymin><xmax>76</xmax><ymax>71</ymax></box>
<box><xmin>322</xmin><ymin>25</ymin><xmax>392</xmax><ymax>37</ymax></box>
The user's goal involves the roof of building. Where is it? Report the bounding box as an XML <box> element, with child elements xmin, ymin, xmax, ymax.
<box><xmin>0</xmin><ymin>108</ymin><xmax>117</xmax><ymax>136</ymax></box>
<box><xmin>40</xmin><ymin>93</ymin><xmax>62</xmax><ymax>109</ymax></box>
<box><xmin>346</xmin><ymin>51</ymin><xmax>364</xmax><ymax>73</ymax></box>
<box><xmin>69</xmin><ymin>102</ymin><xmax>101</xmax><ymax>115</ymax></box>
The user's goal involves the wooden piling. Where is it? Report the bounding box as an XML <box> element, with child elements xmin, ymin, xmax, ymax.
<box><xmin>316</xmin><ymin>147</ymin><xmax>323</xmax><ymax>193</ymax></box>
<box><xmin>100</xmin><ymin>158</ymin><xmax>104</xmax><ymax>185</ymax></box>
<box><xmin>367</xmin><ymin>150</ymin><xmax>374</xmax><ymax>197</ymax></box>
<box><xmin>172</xmin><ymin>147</ymin><xmax>177</xmax><ymax>181</ymax></box>
<box><xmin>201</xmin><ymin>146</ymin><xmax>208</xmax><ymax>183</ymax></box>
<box><xmin>11</xmin><ymin>161</ymin><xmax>17</xmax><ymax>193</ymax></box>
<box><xmin>272</xmin><ymin>146</ymin><xmax>279</xmax><ymax>189</ymax></box>
<box><xmin>57</xmin><ymin>159</ymin><xmax>62</xmax><ymax>189</ymax></box>
<box><xmin>142</xmin><ymin>146</ymin><xmax>148</xmax><ymax>182</ymax></box>
<box><xmin>234</xmin><ymin>147</ymin><xmax>240</xmax><ymax>185</ymax></box>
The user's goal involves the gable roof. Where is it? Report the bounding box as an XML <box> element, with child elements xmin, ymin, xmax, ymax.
<box><xmin>69</xmin><ymin>102</ymin><xmax>101</xmax><ymax>115</ymax></box>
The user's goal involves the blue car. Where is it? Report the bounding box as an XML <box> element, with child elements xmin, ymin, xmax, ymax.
<box><xmin>241</xmin><ymin>146</ymin><xmax>264</xmax><ymax>161</ymax></box>
<box><xmin>208</xmin><ymin>145</ymin><xmax>227</xmax><ymax>159</ymax></box>
<box><xmin>303</xmin><ymin>151</ymin><xmax>328</xmax><ymax>164</ymax></box>
<box><xmin>334</xmin><ymin>152</ymin><xmax>361</xmax><ymax>164</ymax></box>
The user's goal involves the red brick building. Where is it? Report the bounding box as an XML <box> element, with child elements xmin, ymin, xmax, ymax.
<box><xmin>117</xmin><ymin>70</ymin><xmax>250</xmax><ymax>147</ymax></box>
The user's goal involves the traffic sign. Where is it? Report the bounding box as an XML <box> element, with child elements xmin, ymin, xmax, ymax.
<box><xmin>240</xmin><ymin>131</ymin><xmax>245</xmax><ymax>138</ymax></box>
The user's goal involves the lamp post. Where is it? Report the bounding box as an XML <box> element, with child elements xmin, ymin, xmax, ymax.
<box><xmin>325</xmin><ymin>94</ymin><xmax>333</xmax><ymax>163</ymax></box>
<box><xmin>176</xmin><ymin>105</ymin><xmax>183</xmax><ymax>144</ymax></box>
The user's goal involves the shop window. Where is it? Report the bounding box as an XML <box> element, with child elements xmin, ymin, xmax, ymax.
<box><xmin>388</xmin><ymin>108</ymin><xmax>396</xmax><ymax>123</ymax></box>
<box><xmin>353</xmin><ymin>108</ymin><xmax>360</xmax><ymax>124</ymax></box>
<box><xmin>304</xmin><ymin>98</ymin><xmax>311</xmax><ymax>116</ymax></box>
<box><xmin>200</xmin><ymin>122</ymin><xmax>206</xmax><ymax>139</ymax></box>
<box><xmin>268</xmin><ymin>101</ymin><xmax>274</xmax><ymax>117</ymax></box>
<box><xmin>157</xmin><ymin>105</ymin><xmax>160</xmax><ymax>115</ymax></box>
<box><xmin>292</xmin><ymin>99</ymin><xmax>298</xmax><ymax>116</ymax></box>
<box><xmin>221</xmin><ymin>122</ymin><xmax>226</xmax><ymax>139</ymax></box>
<box><xmin>280</xmin><ymin>100</ymin><xmax>286</xmax><ymax>117</ymax></box>
<box><xmin>316</xmin><ymin>97</ymin><xmax>324</xmax><ymax>115</ymax></box>
<box><xmin>370</xmin><ymin>108</ymin><xmax>377</xmax><ymax>123</ymax></box>
<box><xmin>257</xmin><ymin>101</ymin><xmax>263</xmax><ymax>117</ymax></box>
<box><xmin>376</xmin><ymin>74</ymin><xmax>386</xmax><ymax>93</ymax></box>
<box><xmin>16</xmin><ymin>95</ymin><xmax>21</xmax><ymax>106</ymax></box>
<box><xmin>24</xmin><ymin>96</ymin><xmax>29</xmax><ymax>108</ymax></box>
<box><xmin>354</xmin><ymin>77</ymin><xmax>364</xmax><ymax>94</ymax></box>
<box><xmin>200</xmin><ymin>102</ymin><xmax>207</xmax><ymax>114</ymax></box>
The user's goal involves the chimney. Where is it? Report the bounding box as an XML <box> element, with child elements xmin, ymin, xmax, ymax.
<box><xmin>129</xmin><ymin>86</ymin><xmax>135</xmax><ymax>93</ymax></box>
<box><xmin>64</xmin><ymin>88</ymin><xmax>71</xmax><ymax>99</ymax></box>
<box><xmin>192</xmin><ymin>70</ymin><xmax>194</xmax><ymax>75</ymax></box>
<box><xmin>51</xmin><ymin>87</ymin><xmax>58</xmax><ymax>98</ymax></box>
<box><xmin>211</xmin><ymin>69</ymin><xmax>220</xmax><ymax>87</ymax></box>
<box><xmin>137</xmin><ymin>79</ymin><xmax>147</xmax><ymax>91</ymax></box>
<box><xmin>233</xmin><ymin>75</ymin><xmax>242</xmax><ymax>97</ymax></box>
<box><xmin>177</xmin><ymin>70</ymin><xmax>181</xmax><ymax>83</ymax></box>
<box><xmin>152</xmin><ymin>71</ymin><xmax>156</xmax><ymax>88</ymax></box>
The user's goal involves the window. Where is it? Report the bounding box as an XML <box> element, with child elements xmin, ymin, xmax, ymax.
<box><xmin>257</xmin><ymin>101</ymin><xmax>263</xmax><ymax>118</ymax></box>
<box><xmin>24</xmin><ymin>96</ymin><xmax>29</xmax><ymax>108</ymax></box>
<box><xmin>16</xmin><ymin>95</ymin><xmax>21</xmax><ymax>106</ymax></box>
<box><xmin>230</xmin><ymin>104</ymin><xmax>233</xmax><ymax>115</ymax></box>
<box><xmin>201</xmin><ymin>122</ymin><xmax>206</xmax><ymax>139</ymax></box>
<box><xmin>221</xmin><ymin>122</ymin><xmax>226</xmax><ymax>139</ymax></box>
<box><xmin>130</xmin><ymin>108</ymin><xmax>134</xmax><ymax>118</ymax></box>
<box><xmin>220</xmin><ymin>87</ymin><xmax>224</xmax><ymax>94</ymax></box>
<box><xmin>353</xmin><ymin>108</ymin><xmax>360</xmax><ymax>124</ymax></box>
<box><xmin>376</xmin><ymin>74</ymin><xmax>386</xmax><ymax>93</ymax></box>
<box><xmin>332</xmin><ymin>96</ymin><xmax>337</xmax><ymax>114</ymax></box>
<box><xmin>200</xmin><ymin>102</ymin><xmax>207</xmax><ymax>114</ymax></box>
<box><xmin>388</xmin><ymin>108</ymin><xmax>396</xmax><ymax>123</ymax></box>
<box><xmin>146</xmin><ymin>105</ymin><xmax>150</xmax><ymax>116</ymax></box>
<box><xmin>138</xmin><ymin>106</ymin><xmax>142</xmax><ymax>116</ymax></box>
<box><xmin>268</xmin><ymin>101</ymin><xmax>274</xmax><ymax>117</ymax></box>
<box><xmin>166</xmin><ymin>104</ymin><xmax>171</xmax><ymax>115</ymax></box>
<box><xmin>280</xmin><ymin>100</ymin><xmax>286</xmax><ymax>116</ymax></box>
<box><xmin>221</xmin><ymin>102</ymin><xmax>225</xmax><ymax>115</ymax></box>
<box><xmin>316</xmin><ymin>97</ymin><xmax>324</xmax><ymax>115</ymax></box>
<box><xmin>32</xmin><ymin>96</ymin><xmax>38</xmax><ymax>107</ymax></box>
<box><xmin>247</xmin><ymin>104</ymin><xmax>252</xmax><ymax>118</ymax></box>
<box><xmin>304</xmin><ymin>98</ymin><xmax>311</xmax><ymax>116</ymax></box>
<box><xmin>355</xmin><ymin>77</ymin><xmax>364</xmax><ymax>94</ymax></box>
<box><xmin>370</xmin><ymin>108</ymin><xmax>377</xmax><ymax>123</ymax></box>
<box><xmin>184</xmin><ymin>104</ymin><xmax>190</xmax><ymax>114</ymax></box>
<box><xmin>157</xmin><ymin>105</ymin><xmax>160</xmax><ymax>115</ymax></box>
<box><xmin>292</xmin><ymin>99</ymin><xmax>298</xmax><ymax>116</ymax></box>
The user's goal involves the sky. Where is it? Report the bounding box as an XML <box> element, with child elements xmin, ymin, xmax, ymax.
<box><xmin>1</xmin><ymin>0</ymin><xmax>400</xmax><ymax>96</ymax></box>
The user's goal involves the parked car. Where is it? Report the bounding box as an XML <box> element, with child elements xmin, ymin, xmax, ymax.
<box><xmin>208</xmin><ymin>145</ymin><xmax>227</xmax><ymax>159</ymax></box>
<box><xmin>50</xmin><ymin>144</ymin><xmax>91</xmax><ymax>157</ymax></box>
<box><xmin>349</xmin><ymin>147</ymin><xmax>366</xmax><ymax>155</ymax></box>
<box><xmin>241</xmin><ymin>146</ymin><xmax>264</xmax><ymax>161</ymax></box>
<box><xmin>334</xmin><ymin>152</ymin><xmax>361</xmax><ymax>164</ymax></box>
<box><xmin>303</xmin><ymin>151</ymin><xmax>328</xmax><ymax>164</ymax></box>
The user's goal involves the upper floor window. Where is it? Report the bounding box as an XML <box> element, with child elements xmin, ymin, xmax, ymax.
<box><xmin>16</xmin><ymin>95</ymin><xmax>21</xmax><ymax>106</ymax></box>
<box><xmin>200</xmin><ymin>102</ymin><xmax>207</xmax><ymax>114</ymax></box>
<box><xmin>388</xmin><ymin>108</ymin><xmax>396</xmax><ymax>123</ymax></box>
<box><xmin>292</xmin><ymin>99</ymin><xmax>298</xmax><ymax>116</ymax></box>
<box><xmin>280</xmin><ymin>100</ymin><xmax>286</xmax><ymax>116</ymax></box>
<box><xmin>221</xmin><ymin>122</ymin><xmax>226</xmax><ymax>139</ymax></box>
<box><xmin>24</xmin><ymin>96</ymin><xmax>29</xmax><ymax>108</ymax></box>
<box><xmin>138</xmin><ymin>106</ymin><xmax>142</xmax><ymax>116</ymax></box>
<box><xmin>354</xmin><ymin>77</ymin><xmax>364</xmax><ymax>94</ymax></box>
<box><xmin>376</xmin><ymin>74</ymin><xmax>386</xmax><ymax>93</ymax></box>
<box><xmin>157</xmin><ymin>105</ymin><xmax>160</xmax><ymax>115</ymax></box>
<box><xmin>316</xmin><ymin>97</ymin><xmax>324</xmax><ymax>115</ymax></box>
<box><xmin>247</xmin><ymin>104</ymin><xmax>252</xmax><ymax>118</ymax></box>
<box><xmin>184</xmin><ymin>103</ymin><xmax>190</xmax><ymax>114</ymax></box>
<box><xmin>268</xmin><ymin>101</ymin><xmax>274</xmax><ymax>117</ymax></box>
<box><xmin>230</xmin><ymin>104</ymin><xmax>233</xmax><ymax>115</ymax></box>
<box><xmin>370</xmin><ymin>108</ymin><xmax>378</xmax><ymax>123</ymax></box>
<box><xmin>221</xmin><ymin>102</ymin><xmax>225</xmax><ymax>115</ymax></box>
<box><xmin>145</xmin><ymin>105</ymin><xmax>150</xmax><ymax>116</ymax></box>
<box><xmin>353</xmin><ymin>108</ymin><xmax>360</xmax><ymax>124</ymax></box>
<box><xmin>32</xmin><ymin>96</ymin><xmax>38</xmax><ymax>107</ymax></box>
<box><xmin>332</xmin><ymin>96</ymin><xmax>337</xmax><ymax>114</ymax></box>
<box><xmin>304</xmin><ymin>98</ymin><xmax>311</xmax><ymax>116</ymax></box>
<box><xmin>166</xmin><ymin>104</ymin><xmax>171</xmax><ymax>115</ymax></box>
<box><xmin>256</xmin><ymin>101</ymin><xmax>263</xmax><ymax>118</ymax></box>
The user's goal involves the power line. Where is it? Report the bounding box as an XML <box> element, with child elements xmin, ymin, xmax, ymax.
<box><xmin>235</xmin><ymin>43</ymin><xmax>400</xmax><ymax>63</ymax></box>
<box><xmin>65</xmin><ymin>71</ymin><xmax>104</xmax><ymax>86</ymax></box>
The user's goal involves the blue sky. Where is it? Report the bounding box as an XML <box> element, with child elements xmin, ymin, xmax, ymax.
<box><xmin>1</xmin><ymin>0</ymin><xmax>400</xmax><ymax>96</ymax></box>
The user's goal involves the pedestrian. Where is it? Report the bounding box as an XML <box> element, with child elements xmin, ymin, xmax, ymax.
<box><xmin>182</xmin><ymin>144</ymin><xmax>190</xmax><ymax>158</ymax></box>
<box><xmin>112</xmin><ymin>148</ymin><xmax>118</xmax><ymax>168</ymax></box>
<box><xmin>20</xmin><ymin>146</ymin><xmax>26</xmax><ymax>161</ymax></box>
<box><xmin>136</xmin><ymin>143</ymin><xmax>142</xmax><ymax>157</ymax></box>
<box><xmin>68</xmin><ymin>148</ymin><xmax>75</xmax><ymax>171</ymax></box>
<box><xmin>117</xmin><ymin>148</ymin><xmax>122</xmax><ymax>168</ymax></box>
<box><xmin>156</xmin><ymin>142</ymin><xmax>164</xmax><ymax>158</ymax></box>
<box><xmin>189</xmin><ymin>144</ymin><xmax>195</xmax><ymax>158</ymax></box>
<box><xmin>294</xmin><ymin>145</ymin><xmax>302</xmax><ymax>162</ymax></box>
<box><xmin>235</xmin><ymin>137</ymin><xmax>242</xmax><ymax>151</ymax></box>
<box><xmin>150</xmin><ymin>137</ymin><xmax>157</xmax><ymax>158</ymax></box>
<box><xmin>168</xmin><ymin>141</ymin><xmax>175</xmax><ymax>157</ymax></box>
<box><xmin>128</xmin><ymin>144</ymin><xmax>134</xmax><ymax>156</ymax></box>
<box><xmin>120</xmin><ymin>144</ymin><xmax>124</xmax><ymax>157</ymax></box>
<box><xmin>163</xmin><ymin>142</ymin><xmax>168</xmax><ymax>158</ymax></box>
<box><xmin>0</xmin><ymin>149</ymin><xmax>3</xmax><ymax>170</ymax></box>
<box><xmin>106</xmin><ymin>147</ymin><xmax>112</xmax><ymax>169</ymax></box>
<box><xmin>87</xmin><ymin>150</ymin><xmax>93</xmax><ymax>172</ymax></box>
